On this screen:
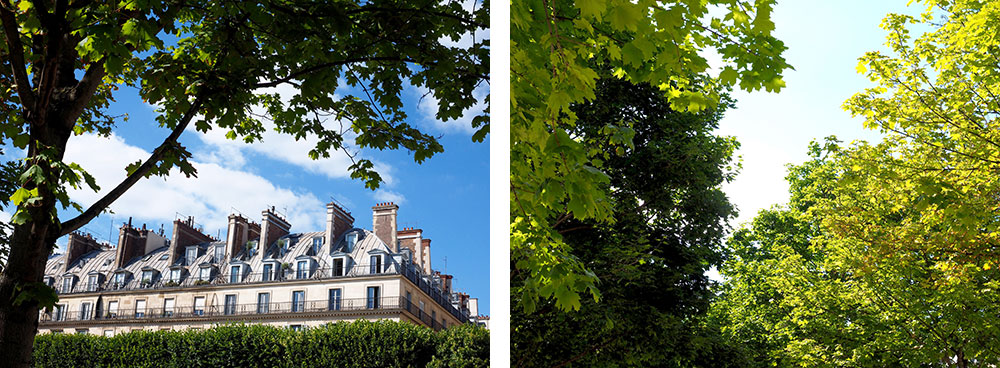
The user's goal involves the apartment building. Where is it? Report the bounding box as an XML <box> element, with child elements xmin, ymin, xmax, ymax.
<box><xmin>38</xmin><ymin>202</ymin><xmax>482</xmax><ymax>335</ymax></box>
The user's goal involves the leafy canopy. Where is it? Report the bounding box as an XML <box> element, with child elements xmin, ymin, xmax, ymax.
<box><xmin>512</xmin><ymin>76</ymin><xmax>745</xmax><ymax>367</ymax></box>
<box><xmin>510</xmin><ymin>0</ymin><xmax>790</xmax><ymax>311</ymax></box>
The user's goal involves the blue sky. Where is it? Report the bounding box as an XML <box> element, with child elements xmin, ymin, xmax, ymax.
<box><xmin>716</xmin><ymin>0</ymin><xmax>922</xmax><ymax>229</ymax></box>
<box><xmin>22</xmin><ymin>8</ymin><xmax>492</xmax><ymax>314</ymax></box>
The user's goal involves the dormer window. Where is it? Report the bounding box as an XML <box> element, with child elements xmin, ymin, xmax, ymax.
<box><xmin>113</xmin><ymin>272</ymin><xmax>126</xmax><ymax>288</ymax></box>
<box><xmin>312</xmin><ymin>237</ymin><xmax>322</xmax><ymax>255</ymax></box>
<box><xmin>370</xmin><ymin>255</ymin><xmax>382</xmax><ymax>274</ymax></box>
<box><xmin>214</xmin><ymin>245</ymin><xmax>225</xmax><ymax>262</ymax></box>
<box><xmin>345</xmin><ymin>233</ymin><xmax>357</xmax><ymax>252</ymax></box>
<box><xmin>141</xmin><ymin>270</ymin><xmax>154</xmax><ymax>285</ymax></box>
<box><xmin>199</xmin><ymin>267</ymin><xmax>211</xmax><ymax>281</ymax></box>
<box><xmin>296</xmin><ymin>260</ymin><xmax>309</xmax><ymax>279</ymax></box>
<box><xmin>61</xmin><ymin>277</ymin><xmax>74</xmax><ymax>293</ymax></box>
<box><xmin>332</xmin><ymin>258</ymin><xmax>346</xmax><ymax>277</ymax></box>
<box><xmin>169</xmin><ymin>268</ymin><xmax>182</xmax><ymax>283</ymax></box>
<box><xmin>185</xmin><ymin>247</ymin><xmax>198</xmax><ymax>265</ymax></box>
<box><xmin>229</xmin><ymin>265</ymin><xmax>242</xmax><ymax>283</ymax></box>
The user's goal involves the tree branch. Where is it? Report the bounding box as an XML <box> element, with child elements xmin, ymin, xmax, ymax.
<box><xmin>0</xmin><ymin>0</ymin><xmax>36</xmax><ymax>109</ymax></box>
<box><xmin>62</xmin><ymin>56</ymin><xmax>106</xmax><ymax>130</ymax></box>
<box><xmin>253</xmin><ymin>56</ymin><xmax>428</xmax><ymax>88</ymax></box>
<box><xmin>59</xmin><ymin>94</ymin><xmax>205</xmax><ymax>236</ymax></box>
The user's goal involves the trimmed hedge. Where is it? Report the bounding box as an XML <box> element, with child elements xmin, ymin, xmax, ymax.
<box><xmin>32</xmin><ymin>320</ymin><xmax>488</xmax><ymax>368</ymax></box>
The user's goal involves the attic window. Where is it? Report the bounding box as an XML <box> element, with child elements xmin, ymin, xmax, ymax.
<box><xmin>346</xmin><ymin>233</ymin><xmax>357</xmax><ymax>252</ymax></box>
<box><xmin>159</xmin><ymin>254</ymin><xmax>169</xmax><ymax>261</ymax></box>
<box><xmin>103</xmin><ymin>259</ymin><xmax>112</xmax><ymax>266</ymax></box>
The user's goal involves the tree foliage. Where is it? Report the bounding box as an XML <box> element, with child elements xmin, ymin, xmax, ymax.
<box><xmin>0</xmin><ymin>0</ymin><xmax>487</xmax><ymax>365</ymax></box>
<box><xmin>510</xmin><ymin>0</ymin><xmax>790</xmax><ymax>311</ymax></box>
<box><xmin>512</xmin><ymin>77</ymin><xmax>745</xmax><ymax>367</ymax></box>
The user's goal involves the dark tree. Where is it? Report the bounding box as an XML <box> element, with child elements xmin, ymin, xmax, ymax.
<box><xmin>511</xmin><ymin>77</ymin><xmax>746</xmax><ymax>367</ymax></box>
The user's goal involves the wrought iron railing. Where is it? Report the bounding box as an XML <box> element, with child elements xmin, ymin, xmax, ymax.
<box><xmin>40</xmin><ymin>296</ymin><xmax>444</xmax><ymax>331</ymax></box>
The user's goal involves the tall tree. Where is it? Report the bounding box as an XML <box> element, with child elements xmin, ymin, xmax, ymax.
<box><xmin>510</xmin><ymin>0</ymin><xmax>790</xmax><ymax>311</ymax></box>
<box><xmin>512</xmin><ymin>76</ymin><xmax>745</xmax><ymax>367</ymax></box>
<box><xmin>0</xmin><ymin>0</ymin><xmax>488</xmax><ymax>365</ymax></box>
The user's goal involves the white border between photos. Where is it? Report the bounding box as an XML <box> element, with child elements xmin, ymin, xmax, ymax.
<box><xmin>489</xmin><ymin>0</ymin><xmax>510</xmax><ymax>365</ymax></box>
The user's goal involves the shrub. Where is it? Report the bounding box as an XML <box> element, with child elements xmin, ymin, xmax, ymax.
<box><xmin>32</xmin><ymin>321</ymin><xmax>488</xmax><ymax>367</ymax></box>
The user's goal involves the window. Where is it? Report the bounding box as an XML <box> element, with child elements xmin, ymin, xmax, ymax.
<box><xmin>186</xmin><ymin>247</ymin><xmax>198</xmax><ymax>265</ymax></box>
<box><xmin>163</xmin><ymin>298</ymin><xmax>175</xmax><ymax>317</ymax></box>
<box><xmin>431</xmin><ymin>310</ymin><xmax>436</xmax><ymax>322</ymax></box>
<box><xmin>370</xmin><ymin>255</ymin><xmax>382</xmax><ymax>274</ymax></box>
<box><xmin>367</xmin><ymin>286</ymin><xmax>380</xmax><ymax>309</ymax></box>
<box><xmin>263</xmin><ymin>263</ymin><xmax>273</xmax><ymax>281</ymax></box>
<box><xmin>312</xmin><ymin>237</ymin><xmax>322</xmax><ymax>254</ymax></box>
<box><xmin>80</xmin><ymin>302</ymin><xmax>92</xmax><ymax>320</ymax></box>
<box><xmin>76</xmin><ymin>329</ymin><xmax>88</xmax><ymax>335</ymax></box>
<box><xmin>442</xmin><ymin>319</ymin><xmax>447</xmax><ymax>329</ymax></box>
<box><xmin>328</xmin><ymin>289</ymin><xmax>342</xmax><ymax>311</ymax></box>
<box><xmin>141</xmin><ymin>270</ymin><xmax>153</xmax><ymax>285</ymax></box>
<box><xmin>405</xmin><ymin>291</ymin><xmax>412</xmax><ymax>310</ymax></box>
<box><xmin>62</xmin><ymin>277</ymin><xmax>73</xmax><ymax>293</ymax></box>
<box><xmin>229</xmin><ymin>265</ymin><xmax>240</xmax><ymax>283</ymax></box>
<box><xmin>135</xmin><ymin>299</ymin><xmax>146</xmax><ymax>318</ymax></box>
<box><xmin>333</xmin><ymin>258</ymin><xmax>345</xmax><ymax>277</ymax></box>
<box><xmin>108</xmin><ymin>301</ymin><xmax>119</xmax><ymax>318</ymax></box>
<box><xmin>199</xmin><ymin>267</ymin><xmax>210</xmax><ymax>281</ymax></box>
<box><xmin>296</xmin><ymin>260</ymin><xmax>308</xmax><ymax>279</ymax></box>
<box><xmin>215</xmin><ymin>245</ymin><xmax>225</xmax><ymax>262</ymax></box>
<box><xmin>419</xmin><ymin>301</ymin><xmax>425</xmax><ymax>318</ymax></box>
<box><xmin>224</xmin><ymin>295</ymin><xmax>236</xmax><ymax>315</ymax></box>
<box><xmin>289</xmin><ymin>325</ymin><xmax>302</xmax><ymax>332</ymax></box>
<box><xmin>45</xmin><ymin>277</ymin><xmax>54</xmax><ymax>287</ymax></box>
<box><xmin>87</xmin><ymin>275</ymin><xmax>98</xmax><ymax>292</ymax></box>
<box><xmin>113</xmin><ymin>272</ymin><xmax>125</xmax><ymax>288</ymax></box>
<box><xmin>257</xmin><ymin>293</ymin><xmax>270</xmax><ymax>314</ymax></box>
<box><xmin>103</xmin><ymin>330</ymin><xmax>113</xmax><ymax>337</ymax></box>
<box><xmin>292</xmin><ymin>291</ymin><xmax>304</xmax><ymax>312</ymax></box>
<box><xmin>159</xmin><ymin>254</ymin><xmax>168</xmax><ymax>261</ymax></box>
<box><xmin>193</xmin><ymin>297</ymin><xmax>205</xmax><ymax>316</ymax></box>
<box><xmin>346</xmin><ymin>233</ymin><xmax>357</xmax><ymax>251</ymax></box>
<box><xmin>53</xmin><ymin>304</ymin><xmax>65</xmax><ymax>321</ymax></box>
<box><xmin>169</xmin><ymin>269</ymin><xmax>181</xmax><ymax>282</ymax></box>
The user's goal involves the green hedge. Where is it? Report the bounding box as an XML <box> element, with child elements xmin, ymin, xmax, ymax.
<box><xmin>32</xmin><ymin>321</ymin><xmax>488</xmax><ymax>368</ymax></box>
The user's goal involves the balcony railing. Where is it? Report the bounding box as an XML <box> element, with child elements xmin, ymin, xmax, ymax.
<box><xmin>41</xmin><ymin>296</ymin><xmax>445</xmax><ymax>331</ymax></box>
<box><xmin>52</xmin><ymin>262</ymin><xmax>469</xmax><ymax>323</ymax></box>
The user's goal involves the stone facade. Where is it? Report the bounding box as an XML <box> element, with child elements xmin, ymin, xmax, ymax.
<box><xmin>39</xmin><ymin>202</ymin><xmax>479</xmax><ymax>336</ymax></box>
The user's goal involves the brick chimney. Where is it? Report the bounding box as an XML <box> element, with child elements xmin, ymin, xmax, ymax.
<box><xmin>226</xmin><ymin>214</ymin><xmax>260</xmax><ymax>259</ymax></box>
<box><xmin>440</xmin><ymin>273</ymin><xmax>453</xmax><ymax>295</ymax></box>
<box><xmin>326</xmin><ymin>202</ymin><xmax>354</xmax><ymax>249</ymax></box>
<box><xmin>259</xmin><ymin>207</ymin><xmax>290</xmax><ymax>249</ymax></box>
<box><xmin>114</xmin><ymin>218</ymin><xmax>146</xmax><ymax>268</ymax></box>
<box><xmin>64</xmin><ymin>232</ymin><xmax>103</xmax><ymax>272</ymax></box>
<box><xmin>398</xmin><ymin>227</ymin><xmax>423</xmax><ymax>265</ymax></box>
<box><xmin>421</xmin><ymin>238</ymin><xmax>432</xmax><ymax>275</ymax></box>
<box><xmin>168</xmin><ymin>217</ymin><xmax>214</xmax><ymax>264</ymax></box>
<box><xmin>372</xmin><ymin>202</ymin><xmax>398</xmax><ymax>250</ymax></box>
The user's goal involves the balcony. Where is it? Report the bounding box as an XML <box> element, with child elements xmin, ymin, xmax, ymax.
<box><xmin>51</xmin><ymin>262</ymin><xmax>469</xmax><ymax>323</ymax></box>
<box><xmin>39</xmin><ymin>296</ymin><xmax>445</xmax><ymax>331</ymax></box>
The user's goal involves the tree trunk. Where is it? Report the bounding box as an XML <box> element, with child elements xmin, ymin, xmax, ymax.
<box><xmin>0</xmin><ymin>123</ymin><xmax>71</xmax><ymax>367</ymax></box>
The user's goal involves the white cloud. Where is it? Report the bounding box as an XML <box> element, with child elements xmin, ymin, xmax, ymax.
<box><xmin>372</xmin><ymin>189</ymin><xmax>406</xmax><ymax>205</ymax></box>
<box><xmin>411</xmin><ymin>82</ymin><xmax>489</xmax><ymax>135</ymax></box>
<box><xmin>63</xmin><ymin>133</ymin><xmax>327</xmax><ymax>237</ymax></box>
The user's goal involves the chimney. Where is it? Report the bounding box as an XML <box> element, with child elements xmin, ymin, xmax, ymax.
<box><xmin>326</xmin><ymin>202</ymin><xmax>355</xmax><ymax>248</ymax></box>
<box><xmin>114</xmin><ymin>218</ymin><xmax>145</xmax><ymax>268</ymax></box>
<box><xmin>226</xmin><ymin>214</ymin><xmax>260</xmax><ymax>259</ymax></box>
<box><xmin>441</xmin><ymin>273</ymin><xmax>453</xmax><ymax>295</ymax></box>
<box><xmin>397</xmin><ymin>227</ymin><xmax>423</xmax><ymax>266</ymax></box>
<box><xmin>259</xmin><ymin>207</ymin><xmax>290</xmax><ymax>249</ymax></box>
<box><xmin>421</xmin><ymin>238</ymin><xmax>431</xmax><ymax>275</ymax></box>
<box><xmin>168</xmin><ymin>217</ymin><xmax>214</xmax><ymax>264</ymax></box>
<box><xmin>64</xmin><ymin>232</ymin><xmax>102</xmax><ymax>272</ymax></box>
<box><xmin>372</xmin><ymin>202</ymin><xmax>399</xmax><ymax>250</ymax></box>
